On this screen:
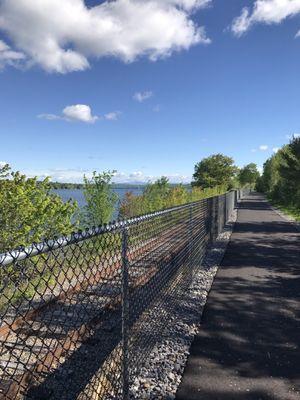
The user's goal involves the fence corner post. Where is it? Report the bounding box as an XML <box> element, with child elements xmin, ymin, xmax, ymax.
<box><xmin>121</xmin><ymin>227</ymin><xmax>129</xmax><ymax>400</ymax></box>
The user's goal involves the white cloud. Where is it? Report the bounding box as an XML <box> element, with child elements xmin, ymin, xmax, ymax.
<box><xmin>0</xmin><ymin>0</ymin><xmax>211</xmax><ymax>73</ymax></box>
<box><xmin>272</xmin><ymin>147</ymin><xmax>279</xmax><ymax>153</ymax></box>
<box><xmin>232</xmin><ymin>8</ymin><xmax>252</xmax><ymax>37</ymax></box>
<box><xmin>232</xmin><ymin>0</ymin><xmax>300</xmax><ymax>36</ymax></box>
<box><xmin>38</xmin><ymin>113</ymin><xmax>61</xmax><ymax>121</ymax></box>
<box><xmin>22</xmin><ymin>167</ymin><xmax>192</xmax><ymax>184</ymax></box>
<box><xmin>164</xmin><ymin>0</ymin><xmax>211</xmax><ymax>11</ymax></box>
<box><xmin>130</xmin><ymin>171</ymin><xmax>144</xmax><ymax>178</ymax></box>
<box><xmin>0</xmin><ymin>39</ymin><xmax>25</xmax><ymax>70</ymax></box>
<box><xmin>133</xmin><ymin>91</ymin><xmax>153</xmax><ymax>102</ymax></box>
<box><xmin>38</xmin><ymin>104</ymin><xmax>120</xmax><ymax>123</ymax></box>
<box><xmin>63</xmin><ymin>105</ymin><xmax>98</xmax><ymax>123</ymax></box>
<box><xmin>259</xmin><ymin>145</ymin><xmax>269</xmax><ymax>151</ymax></box>
<box><xmin>104</xmin><ymin>111</ymin><xmax>121</xmax><ymax>120</ymax></box>
<box><xmin>24</xmin><ymin>168</ymin><xmax>91</xmax><ymax>183</ymax></box>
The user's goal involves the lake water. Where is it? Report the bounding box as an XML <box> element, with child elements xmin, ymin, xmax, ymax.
<box><xmin>54</xmin><ymin>188</ymin><xmax>144</xmax><ymax>216</ymax></box>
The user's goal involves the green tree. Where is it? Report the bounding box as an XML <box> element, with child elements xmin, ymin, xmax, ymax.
<box><xmin>192</xmin><ymin>154</ymin><xmax>237</xmax><ymax>189</ymax></box>
<box><xmin>81</xmin><ymin>170</ymin><xmax>118</xmax><ymax>226</ymax></box>
<box><xmin>142</xmin><ymin>177</ymin><xmax>171</xmax><ymax>212</ymax></box>
<box><xmin>0</xmin><ymin>164</ymin><xmax>77</xmax><ymax>252</ymax></box>
<box><xmin>257</xmin><ymin>155</ymin><xmax>280</xmax><ymax>193</ymax></box>
<box><xmin>119</xmin><ymin>178</ymin><xmax>227</xmax><ymax>219</ymax></box>
<box><xmin>279</xmin><ymin>138</ymin><xmax>300</xmax><ymax>190</ymax></box>
<box><xmin>258</xmin><ymin>137</ymin><xmax>300</xmax><ymax>216</ymax></box>
<box><xmin>0</xmin><ymin>163</ymin><xmax>10</xmax><ymax>179</ymax></box>
<box><xmin>238</xmin><ymin>163</ymin><xmax>260</xmax><ymax>188</ymax></box>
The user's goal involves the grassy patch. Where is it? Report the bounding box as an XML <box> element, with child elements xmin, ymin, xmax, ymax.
<box><xmin>270</xmin><ymin>200</ymin><xmax>300</xmax><ymax>222</ymax></box>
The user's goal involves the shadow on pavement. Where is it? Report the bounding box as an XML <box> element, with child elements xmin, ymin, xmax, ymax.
<box><xmin>176</xmin><ymin>194</ymin><xmax>300</xmax><ymax>400</ymax></box>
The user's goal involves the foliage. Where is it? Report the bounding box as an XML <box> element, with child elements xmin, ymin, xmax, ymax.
<box><xmin>50</xmin><ymin>181</ymin><xmax>83</xmax><ymax>190</ymax></box>
<box><xmin>81</xmin><ymin>170</ymin><xmax>118</xmax><ymax>226</ymax></box>
<box><xmin>238</xmin><ymin>163</ymin><xmax>260</xmax><ymax>188</ymax></box>
<box><xmin>279</xmin><ymin>138</ymin><xmax>300</xmax><ymax>197</ymax></box>
<box><xmin>0</xmin><ymin>164</ymin><xmax>77</xmax><ymax>252</ymax></box>
<box><xmin>192</xmin><ymin>154</ymin><xmax>238</xmax><ymax>189</ymax></box>
<box><xmin>258</xmin><ymin>137</ymin><xmax>300</xmax><ymax>212</ymax></box>
<box><xmin>119</xmin><ymin>177</ymin><xmax>226</xmax><ymax>219</ymax></box>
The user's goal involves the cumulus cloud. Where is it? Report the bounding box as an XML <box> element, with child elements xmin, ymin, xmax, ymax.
<box><xmin>0</xmin><ymin>0</ymin><xmax>211</xmax><ymax>73</ymax></box>
<box><xmin>259</xmin><ymin>145</ymin><xmax>269</xmax><ymax>151</ymax></box>
<box><xmin>232</xmin><ymin>0</ymin><xmax>300</xmax><ymax>37</ymax></box>
<box><xmin>23</xmin><ymin>167</ymin><xmax>192</xmax><ymax>184</ymax></box>
<box><xmin>0</xmin><ymin>39</ymin><xmax>25</xmax><ymax>69</ymax></box>
<box><xmin>62</xmin><ymin>105</ymin><xmax>98</xmax><ymax>123</ymax></box>
<box><xmin>38</xmin><ymin>104</ymin><xmax>111</xmax><ymax>124</ymax></box>
<box><xmin>133</xmin><ymin>91</ymin><xmax>153</xmax><ymax>102</ymax></box>
<box><xmin>164</xmin><ymin>0</ymin><xmax>211</xmax><ymax>11</ymax></box>
<box><xmin>272</xmin><ymin>147</ymin><xmax>279</xmax><ymax>153</ymax></box>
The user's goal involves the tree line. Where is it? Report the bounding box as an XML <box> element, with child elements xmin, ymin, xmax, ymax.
<box><xmin>256</xmin><ymin>136</ymin><xmax>300</xmax><ymax>218</ymax></box>
<box><xmin>0</xmin><ymin>155</ymin><xmax>259</xmax><ymax>252</ymax></box>
<box><xmin>49</xmin><ymin>181</ymin><xmax>150</xmax><ymax>190</ymax></box>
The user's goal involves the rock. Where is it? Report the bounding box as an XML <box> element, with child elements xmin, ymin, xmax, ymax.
<box><xmin>129</xmin><ymin>211</ymin><xmax>237</xmax><ymax>399</ymax></box>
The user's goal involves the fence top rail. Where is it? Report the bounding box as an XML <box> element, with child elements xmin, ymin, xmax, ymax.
<box><xmin>0</xmin><ymin>190</ymin><xmax>236</xmax><ymax>268</ymax></box>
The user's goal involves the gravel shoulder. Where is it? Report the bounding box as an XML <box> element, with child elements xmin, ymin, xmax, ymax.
<box><xmin>129</xmin><ymin>209</ymin><xmax>237</xmax><ymax>400</ymax></box>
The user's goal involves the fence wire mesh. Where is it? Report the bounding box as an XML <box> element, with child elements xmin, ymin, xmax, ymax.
<box><xmin>0</xmin><ymin>189</ymin><xmax>248</xmax><ymax>400</ymax></box>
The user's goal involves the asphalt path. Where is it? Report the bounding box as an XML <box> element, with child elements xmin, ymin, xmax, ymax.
<box><xmin>176</xmin><ymin>194</ymin><xmax>300</xmax><ymax>400</ymax></box>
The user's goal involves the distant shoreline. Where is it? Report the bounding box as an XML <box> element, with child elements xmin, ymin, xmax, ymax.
<box><xmin>49</xmin><ymin>182</ymin><xmax>191</xmax><ymax>190</ymax></box>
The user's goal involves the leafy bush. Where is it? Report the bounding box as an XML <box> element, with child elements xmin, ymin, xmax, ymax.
<box><xmin>119</xmin><ymin>177</ymin><xmax>226</xmax><ymax>219</ymax></box>
<box><xmin>80</xmin><ymin>170</ymin><xmax>118</xmax><ymax>226</ymax></box>
<box><xmin>0</xmin><ymin>164</ymin><xmax>77</xmax><ymax>252</ymax></box>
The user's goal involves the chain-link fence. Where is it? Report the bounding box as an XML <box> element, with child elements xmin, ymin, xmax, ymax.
<box><xmin>0</xmin><ymin>189</ymin><xmax>248</xmax><ymax>400</ymax></box>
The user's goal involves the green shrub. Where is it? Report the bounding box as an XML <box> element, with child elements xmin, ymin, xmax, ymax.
<box><xmin>0</xmin><ymin>164</ymin><xmax>77</xmax><ymax>252</ymax></box>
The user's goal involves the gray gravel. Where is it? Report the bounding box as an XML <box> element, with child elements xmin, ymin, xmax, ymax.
<box><xmin>129</xmin><ymin>210</ymin><xmax>237</xmax><ymax>400</ymax></box>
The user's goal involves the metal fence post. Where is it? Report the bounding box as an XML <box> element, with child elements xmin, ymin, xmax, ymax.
<box><xmin>224</xmin><ymin>193</ymin><xmax>227</xmax><ymax>225</ymax></box>
<box><xmin>209</xmin><ymin>197</ymin><xmax>214</xmax><ymax>243</ymax></box>
<box><xmin>121</xmin><ymin>227</ymin><xmax>129</xmax><ymax>400</ymax></box>
<box><xmin>217</xmin><ymin>196</ymin><xmax>221</xmax><ymax>235</ymax></box>
<box><xmin>189</xmin><ymin>204</ymin><xmax>193</xmax><ymax>277</ymax></box>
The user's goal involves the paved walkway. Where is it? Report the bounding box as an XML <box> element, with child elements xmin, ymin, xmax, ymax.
<box><xmin>176</xmin><ymin>194</ymin><xmax>300</xmax><ymax>400</ymax></box>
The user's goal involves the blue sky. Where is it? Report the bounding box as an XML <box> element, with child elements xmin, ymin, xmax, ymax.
<box><xmin>1</xmin><ymin>0</ymin><xmax>300</xmax><ymax>183</ymax></box>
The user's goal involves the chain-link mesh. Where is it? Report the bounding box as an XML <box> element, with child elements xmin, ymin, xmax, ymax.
<box><xmin>0</xmin><ymin>189</ymin><xmax>247</xmax><ymax>399</ymax></box>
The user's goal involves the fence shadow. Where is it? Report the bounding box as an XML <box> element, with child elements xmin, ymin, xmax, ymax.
<box><xmin>26</xmin><ymin>242</ymin><xmax>192</xmax><ymax>399</ymax></box>
<box><xmin>176</xmin><ymin>196</ymin><xmax>300</xmax><ymax>400</ymax></box>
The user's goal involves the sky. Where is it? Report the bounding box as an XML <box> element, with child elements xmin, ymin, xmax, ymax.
<box><xmin>1</xmin><ymin>0</ymin><xmax>300</xmax><ymax>184</ymax></box>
